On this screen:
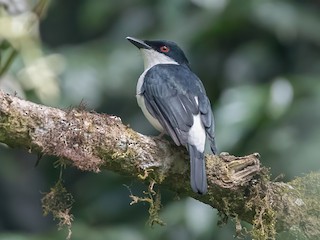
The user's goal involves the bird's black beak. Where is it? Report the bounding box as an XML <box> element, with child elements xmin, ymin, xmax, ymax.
<box><xmin>126</xmin><ymin>37</ymin><xmax>151</xmax><ymax>50</ymax></box>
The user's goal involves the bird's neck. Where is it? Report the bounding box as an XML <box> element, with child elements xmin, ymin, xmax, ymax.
<box><xmin>141</xmin><ymin>49</ymin><xmax>178</xmax><ymax>70</ymax></box>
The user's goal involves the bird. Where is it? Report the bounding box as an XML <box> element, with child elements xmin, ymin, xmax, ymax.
<box><xmin>126</xmin><ymin>36</ymin><xmax>217</xmax><ymax>195</ymax></box>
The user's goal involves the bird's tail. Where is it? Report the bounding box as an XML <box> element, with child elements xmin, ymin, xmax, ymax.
<box><xmin>188</xmin><ymin>144</ymin><xmax>207</xmax><ymax>195</ymax></box>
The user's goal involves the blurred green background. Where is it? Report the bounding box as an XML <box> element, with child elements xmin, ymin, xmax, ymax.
<box><xmin>0</xmin><ymin>0</ymin><xmax>319</xmax><ymax>239</ymax></box>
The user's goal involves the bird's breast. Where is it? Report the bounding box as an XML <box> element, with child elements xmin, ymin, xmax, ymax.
<box><xmin>136</xmin><ymin>70</ymin><xmax>164</xmax><ymax>133</ymax></box>
<box><xmin>136</xmin><ymin>70</ymin><xmax>147</xmax><ymax>95</ymax></box>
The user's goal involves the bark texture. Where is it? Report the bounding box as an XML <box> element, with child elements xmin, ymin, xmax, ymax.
<box><xmin>0</xmin><ymin>90</ymin><xmax>319</xmax><ymax>239</ymax></box>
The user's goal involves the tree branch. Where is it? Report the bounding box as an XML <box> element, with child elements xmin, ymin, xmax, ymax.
<box><xmin>0</xmin><ymin>90</ymin><xmax>319</xmax><ymax>239</ymax></box>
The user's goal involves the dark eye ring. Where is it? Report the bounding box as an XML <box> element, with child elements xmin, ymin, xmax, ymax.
<box><xmin>160</xmin><ymin>46</ymin><xmax>170</xmax><ymax>53</ymax></box>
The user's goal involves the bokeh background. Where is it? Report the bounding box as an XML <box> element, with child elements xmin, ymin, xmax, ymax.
<box><xmin>0</xmin><ymin>0</ymin><xmax>319</xmax><ymax>239</ymax></box>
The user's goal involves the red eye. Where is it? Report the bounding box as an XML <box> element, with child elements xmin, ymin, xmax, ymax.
<box><xmin>160</xmin><ymin>46</ymin><xmax>170</xmax><ymax>53</ymax></box>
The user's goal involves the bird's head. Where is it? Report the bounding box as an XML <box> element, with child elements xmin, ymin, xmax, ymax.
<box><xmin>127</xmin><ymin>36</ymin><xmax>189</xmax><ymax>69</ymax></box>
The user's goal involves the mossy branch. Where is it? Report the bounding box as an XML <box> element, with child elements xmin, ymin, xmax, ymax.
<box><xmin>0</xmin><ymin>90</ymin><xmax>319</xmax><ymax>239</ymax></box>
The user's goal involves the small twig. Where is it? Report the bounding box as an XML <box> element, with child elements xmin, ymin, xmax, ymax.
<box><xmin>33</xmin><ymin>0</ymin><xmax>50</xmax><ymax>19</ymax></box>
<box><xmin>0</xmin><ymin>48</ymin><xmax>17</xmax><ymax>78</ymax></box>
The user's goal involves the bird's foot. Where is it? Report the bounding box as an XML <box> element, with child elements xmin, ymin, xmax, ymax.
<box><xmin>153</xmin><ymin>132</ymin><xmax>165</xmax><ymax>141</ymax></box>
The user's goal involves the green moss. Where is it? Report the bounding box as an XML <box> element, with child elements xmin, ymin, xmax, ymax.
<box><xmin>289</xmin><ymin>172</ymin><xmax>320</xmax><ymax>238</ymax></box>
<box><xmin>0</xmin><ymin>113</ymin><xmax>32</xmax><ymax>148</ymax></box>
<box><xmin>213</xmin><ymin>166</ymin><xmax>276</xmax><ymax>240</ymax></box>
<box><xmin>290</xmin><ymin>172</ymin><xmax>320</xmax><ymax>215</ymax></box>
<box><xmin>127</xmin><ymin>180</ymin><xmax>165</xmax><ymax>227</ymax></box>
<box><xmin>248</xmin><ymin>168</ymin><xmax>276</xmax><ymax>240</ymax></box>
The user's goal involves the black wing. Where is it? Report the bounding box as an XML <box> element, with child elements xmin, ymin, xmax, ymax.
<box><xmin>141</xmin><ymin>64</ymin><xmax>216</xmax><ymax>152</ymax></box>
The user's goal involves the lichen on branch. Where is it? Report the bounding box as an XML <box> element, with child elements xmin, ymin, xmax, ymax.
<box><xmin>0</xmin><ymin>90</ymin><xmax>319</xmax><ymax>239</ymax></box>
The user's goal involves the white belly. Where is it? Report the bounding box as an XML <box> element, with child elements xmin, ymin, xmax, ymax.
<box><xmin>136</xmin><ymin>71</ymin><xmax>164</xmax><ymax>133</ymax></box>
<box><xmin>137</xmin><ymin>94</ymin><xmax>164</xmax><ymax>132</ymax></box>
